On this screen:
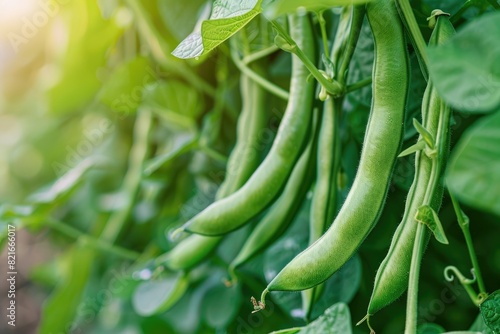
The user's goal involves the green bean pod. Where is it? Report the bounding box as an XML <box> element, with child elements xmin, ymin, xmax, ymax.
<box><xmin>302</xmin><ymin>82</ymin><xmax>342</xmax><ymax>320</ymax></box>
<box><xmin>155</xmin><ymin>234</ymin><xmax>221</xmax><ymax>270</ymax></box>
<box><xmin>308</xmin><ymin>99</ymin><xmax>340</xmax><ymax>245</ymax></box>
<box><xmin>177</xmin><ymin>14</ymin><xmax>315</xmax><ymax>236</ymax></box>
<box><xmin>228</xmin><ymin>116</ymin><xmax>316</xmax><ymax>280</ymax></box>
<box><xmin>365</xmin><ymin>12</ymin><xmax>455</xmax><ymax>319</ymax></box>
<box><xmin>217</xmin><ymin>71</ymin><xmax>268</xmax><ymax>198</ymax></box>
<box><xmin>156</xmin><ymin>62</ymin><xmax>268</xmax><ymax>270</ymax></box>
<box><xmin>260</xmin><ymin>0</ymin><xmax>408</xmax><ymax>297</ymax></box>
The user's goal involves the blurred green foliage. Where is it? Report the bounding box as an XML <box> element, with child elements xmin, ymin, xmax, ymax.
<box><xmin>0</xmin><ymin>0</ymin><xmax>499</xmax><ymax>333</ymax></box>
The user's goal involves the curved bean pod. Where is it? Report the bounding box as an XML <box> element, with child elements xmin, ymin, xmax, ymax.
<box><xmin>228</xmin><ymin>116</ymin><xmax>316</xmax><ymax>280</ymax></box>
<box><xmin>260</xmin><ymin>0</ymin><xmax>409</xmax><ymax>298</ymax></box>
<box><xmin>156</xmin><ymin>59</ymin><xmax>269</xmax><ymax>270</ymax></box>
<box><xmin>177</xmin><ymin>14</ymin><xmax>315</xmax><ymax>236</ymax></box>
<box><xmin>365</xmin><ymin>12</ymin><xmax>455</xmax><ymax>320</ymax></box>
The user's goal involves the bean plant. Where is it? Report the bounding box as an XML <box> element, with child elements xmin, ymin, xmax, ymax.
<box><xmin>1</xmin><ymin>0</ymin><xmax>500</xmax><ymax>333</ymax></box>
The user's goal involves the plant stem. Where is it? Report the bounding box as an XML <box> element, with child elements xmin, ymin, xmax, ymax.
<box><xmin>337</xmin><ymin>5</ymin><xmax>366</xmax><ymax>86</ymax></box>
<box><xmin>199</xmin><ymin>145</ymin><xmax>228</xmax><ymax>163</ymax></box>
<box><xmin>231</xmin><ymin>46</ymin><xmax>289</xmax><ymax>100</ymax></box>
<box><xmin>449</xmin><ymin>192</ymin><xmax>487</xmax><ymax>295</ymax></box>
<box><xmin>271</xmin><ymin>20</ymin><xmax>344</xmax><ymax>96</ymax></box>
<box><xmin>405</xmin><ymin>223</ymin><xmax>426</xmax><ymax>334</ymax></box>
<box><xmin>405</xmin><ymin>159</ymin><xmax>438</xmax><ymax>334</ymax></box>
<box><xmin>346</xmin><ymin>77</ymin><xmax>372</xmax><ymax>93</ymax></box>
<box><xmin>101</xmin><ymin>109</ymin><xmax>152</xmax><ymax>243</ymax></box>
<box><xmin>316</xmin><ymin>11</ymin><xmax>330</xmax><ymax>59</ymax></box>
<box><xmin>396</xmin><ymin>0</ymin><xmax>429</xmax><ymax>81</ymax></box>
<box><xmin>243</xmin><ymin>45</ymin><xmax>279</xmax><ymax>65</ymax></box>
<box><xmin>406</xmin><ymin>80</ymin><xmax>452</xmax><ymax>332</ymax></box>
<box><xmin>444</xmin><ymin>265</ymin><xmax>482</xmax><ymax>305</ymax></box>
<box><xmin>46</xmin><ymin>219</ymin><xmax>140</xmax><ymax>260</ymax></box>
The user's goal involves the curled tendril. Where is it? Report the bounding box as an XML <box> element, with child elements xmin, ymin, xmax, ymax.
<box><xmin>444</xmin><ymin>266</ymin><xmax>477</xmax><ymax>285</ymax></box>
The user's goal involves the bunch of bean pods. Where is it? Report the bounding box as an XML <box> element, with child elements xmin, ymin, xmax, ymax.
<box><xmin>159</xmin><ymin>0</ymin><xmax>457</xmax><ymax>331</ymax></box>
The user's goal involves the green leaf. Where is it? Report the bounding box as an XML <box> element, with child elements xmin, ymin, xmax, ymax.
<box><xmin>413</xmin><ymin>118</ymin><xmax>435</xmax><ymax>148</ymax></box>
<box><xmin>446</xmin><ymin>111</ymin><xmax>500</xmax><ymax>216</ymax></box>
<box><xmin>427</xmin><ymin>12</ymin><xmax>500</xmax><ymax>113</ymax></box>
<box><xmin>480</xmin><ymin>290</ymin><xmax>500</xmax><ymax>334</ymax></box>
<box><xmin>201</xmin><ymin>283</ymin><xmax>242</xmax><ymax>329</ymax></box>
<box><xmin>132</xmin><ymin>273</ymin><xmax>189</xmax><ymax>316</ymax></box>
<box><xmin>38</xmin><ymin>246</ymin><xmax>94</xmax><ymax>334</ymax></box>
<box><xmin>298</xmin><ymin>303</ymin><xmax>352</xmax><ymax>334</ymax></box>
<box><xmin>98</xmin><ymin>56</ymin><xmax>155</xmax><ymax>113</ymax></box>
<box><xmin>172</xmin><ymin>0</ymin><xmax>263</xmax><ymax>59</ymax></box>
<box><xmin>399</xmin><ymin>140</ymin><xmax>426</xmax><ymax>157</ymax></box>
<box><xmin>415</xmin><ymin>205</ymin><xmax>449</xmax><ymax>244</ymax></box>
<box><xmin>418</xmin><ymin>323</ymin><xmax>445</xmax><ymax>333</ymax></box>
<box><xmin>470</xmin><ymin>313</ymin><xmax>495</xmax><ymax>334</ymax></box>
<box><xmin>264</xmin><ymin>0</ymin><xmax>371</xmax><ymax>19</ymax></box>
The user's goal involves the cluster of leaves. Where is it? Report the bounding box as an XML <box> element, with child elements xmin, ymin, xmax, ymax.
<box><xmin>0</xmin><ymin>0</ymin><xmax>500</xmax><ymax>333</ymax></box>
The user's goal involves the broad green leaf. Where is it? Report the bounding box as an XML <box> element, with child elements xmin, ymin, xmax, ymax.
<box><xmin>98</xmin><ymin>56</ymin><xmax>155</xmax><ymax>113</ymax></box>
<box><xmin>442</xmin><ymin>332</ymin><xmax>482</xmax><ymax>334</ymax></box>
<box><xmin>201</xmin><ymin>283</ymin><xmax>242</xmax><ymax>328</ymax></box>
<box><xmin>38</xmin><ymin>246</ymin><xmax>94</xmax><ymax>334</ymax></box>
<box><xmin>480</xmin><ymin>290</ymin><xmax>500</xmax><ymax>333</ymax></box>
<box><xmin>418</xmin><ymin>323</ymin><xmax>445</xmax><ymax>333</ymax></box>
<box><xmin>427</xmin><ymin>12</ymin><xmax>500</xmax><ymax>113</ymax></box>
<box><xmin>415</xmin><ymin>205</ymin><xmax>449</xmax><ymax>244</ymax></box>
<box><xmin>46</xmin><ymin>1</ymin><xmax>122</xmax><ymax>114</ymax></box>
<box><xmin>132</xmin><ymin>273</ymin><xmax>189</xmax><ymax>316</ymax></box>
<box><xmin>446</xmin><ymin>111</ymin><xmax>500</xmax><ymax>216</ymax></box>
<box><xmin>264</xmin><ymin>0</ymin><xmax>370</xmax><ymax>20</ymax></box>
<box><xmin>172</xmin><ymin>0</ymin><xmax>263</xmax><ymax>59</ymax></box>
<box><xmin>298</xmin><ymin>303</ymin><xmax>352</xmax><ymax>334</ymax></box>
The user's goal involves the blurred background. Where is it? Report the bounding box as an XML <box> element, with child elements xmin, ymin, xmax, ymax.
<box><xmin>0</xmin><ymin>1</ymin><xmax>499</xmax><ymax>334</ymax></box>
